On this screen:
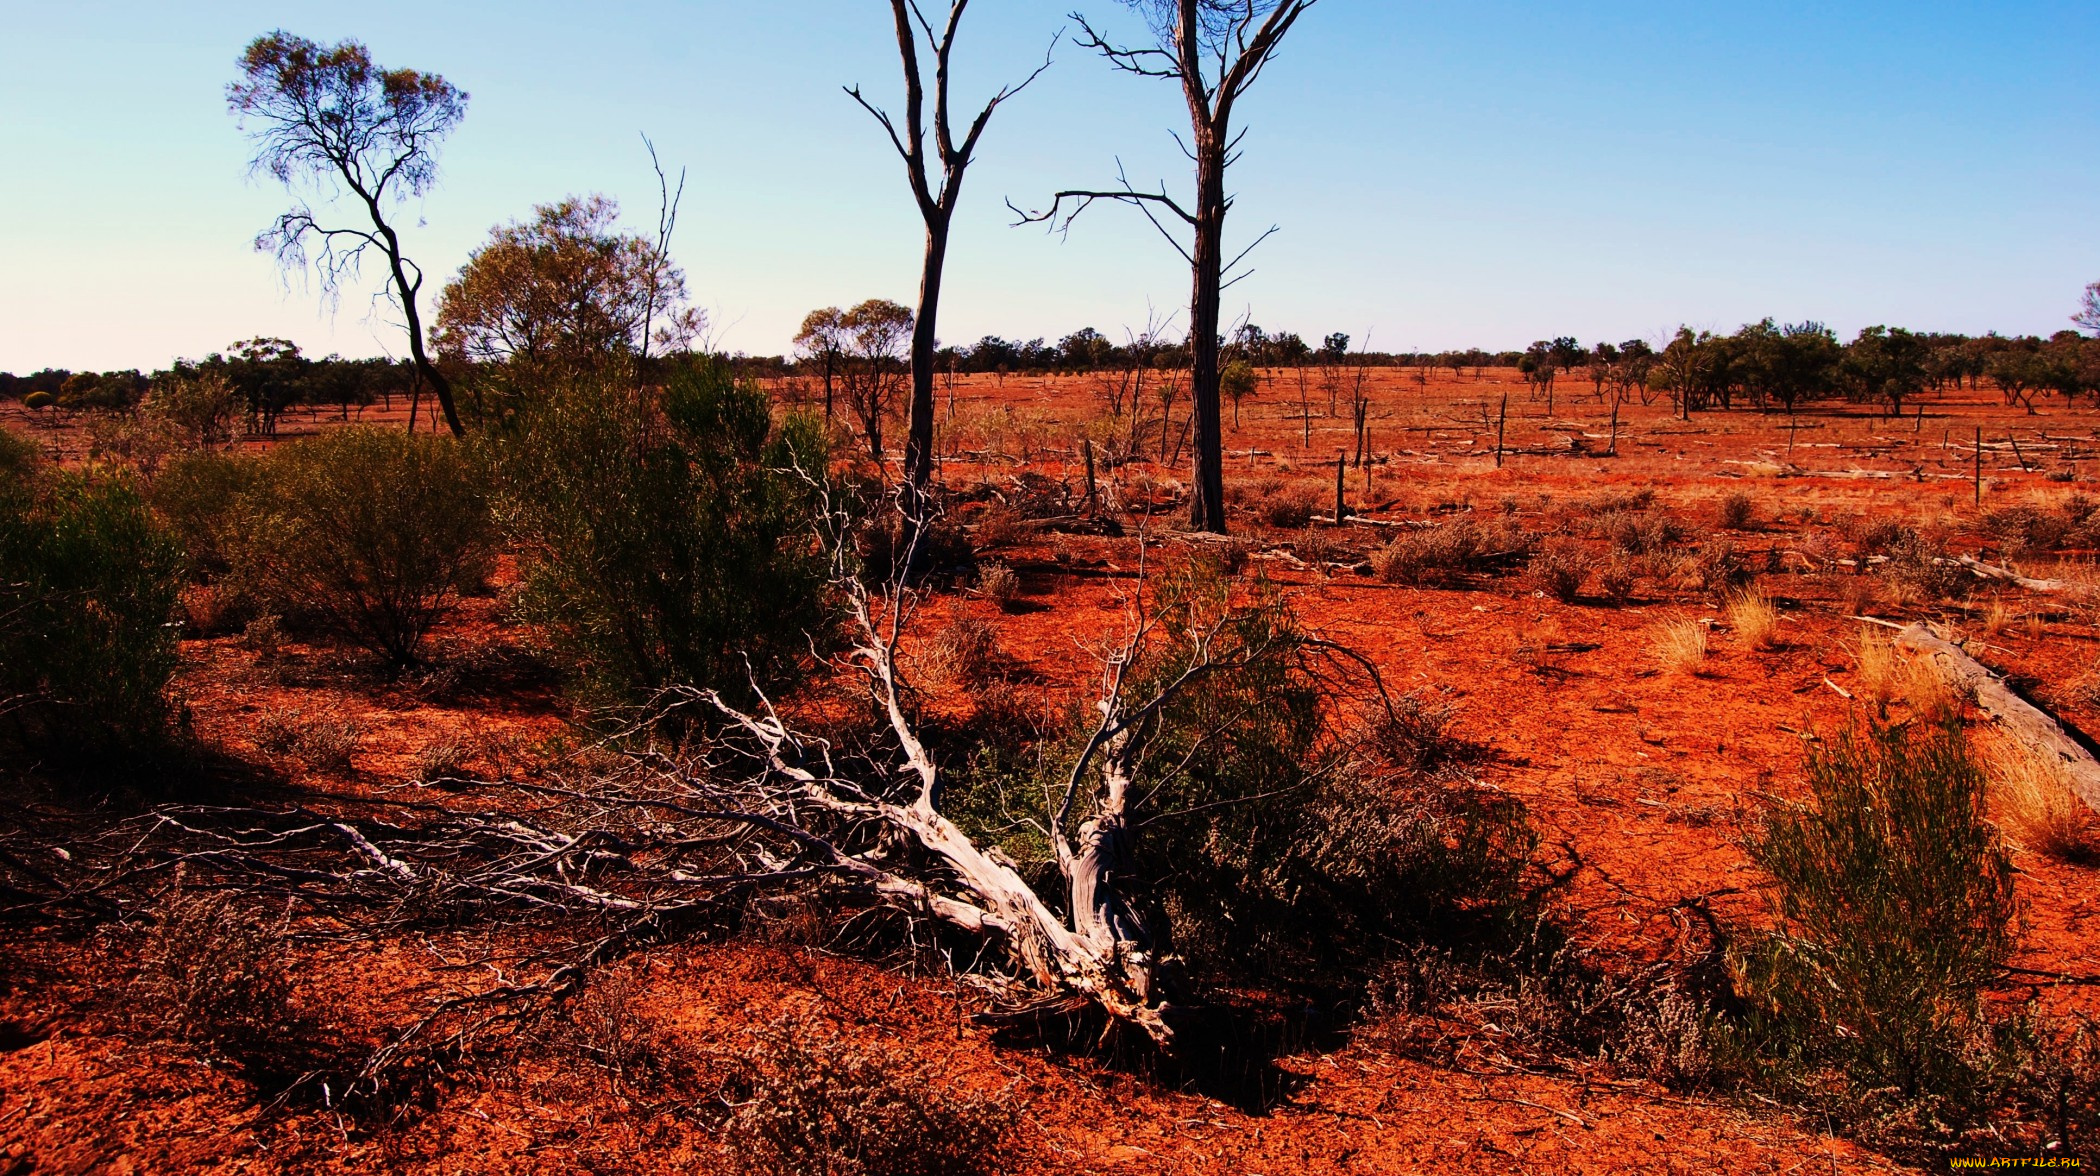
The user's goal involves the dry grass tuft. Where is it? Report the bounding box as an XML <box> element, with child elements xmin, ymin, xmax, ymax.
<box><xmin>253</xmin><ymin>707</ymin><xmax>363</xmax><ymax>771</ymax></box>
<box><xmin>132</xmin><ymin>890</ymin><xmax>294</xmax><ymax>1052</ymax></box>
<box><xmin>1980</xmin><ymin>596</ymin><xmax>2017</xmax><ymax>637</ymax></box>
<box><xmin>1987</xmin><ymin>748</ymin><xmax>2099</xmax><ymax>864</ymax></box>
<box><xmin>975</xmin><ymin>563</ymin><xmax>1021</xmax><ymax>611</ymax></box>
<box><xmin>1651</xmin><ymin>618</ymin><xmax>1709</xmax><ymax>675</ymax></box>
<box><xmin>1854</xmin><ymin>629</ymin><xmax>1900</xmax><ymax>710</ymax></box>
<box><xmin>1529</xmin><ymin>537</ymin><xmax>1591</xmax><ymax>603</ymax></box>
<box><xmin>725</xmin><ymin>1016</ymin><xmax>1011</xmax><ymax>1176</ymax></box>
<box><xmin>1717</xmin><ymin>491</ymin><xmax>1758</xmax><ymax>531</ymax></box>
<box><xmin>925</xmin><ymin>616</ymin><xmax>1002</xmax><ymax>688</ymax></box>
<box><xmin>1725</xmin><ymin>590</ymin><xmax>1781</xmax><ymax>651</ymax></box>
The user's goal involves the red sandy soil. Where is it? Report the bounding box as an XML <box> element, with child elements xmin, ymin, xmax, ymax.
<box><xmin>5</xmin><ymin>369</ymin><xmax>2098</xmax><ymax>1173</ymax></box>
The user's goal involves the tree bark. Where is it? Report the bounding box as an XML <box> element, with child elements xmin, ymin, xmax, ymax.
<box><xmin>1187</xmin><ymin>137</ymin><xmax>1227</xmax><ymax>532</ymax></box>
<box><xmin>904</xmin><ymin>218</ymin><xmax>950</xmax><ymax>491</ymax></box>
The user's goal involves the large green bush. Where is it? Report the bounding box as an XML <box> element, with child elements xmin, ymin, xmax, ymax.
<box><xmin>234</xmin><ymin>428</ymin><xmax>494</xmax><ymax>668</ymax></box>
<box><xmin>495</xmin><ymin>359</ymin><xmax>834</xmax><ymax>704</ymax></box>
<box><xmin>0</xmin><ymin>429</ymin><xmax>185</xmax><ymax>748</ymax></box>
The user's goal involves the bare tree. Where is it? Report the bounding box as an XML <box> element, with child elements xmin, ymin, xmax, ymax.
<box><xmin>848</xmin><ymin>2</ymin><xmax>1054</xmax><ymax>498</ymax></box>
<box><xmin>1017</xmin><ymin>0</ymin><xmax>1318</xmax><ymax>532</ymax></box>
<box><xmin>2076</xmin><ymin>281</ymin><xmax>2100</xmax><ymax>337</ymax></box>
<box><xmin>229</xmin><ymin>32</ymin><xmax>468</xmax><ymax>436</ymax></box>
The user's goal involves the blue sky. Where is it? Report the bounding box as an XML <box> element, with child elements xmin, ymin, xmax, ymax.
<box><xmin>1</xmin><ymin>0</ymin><xmax>2094</xmax><ymax>371</ymax></box>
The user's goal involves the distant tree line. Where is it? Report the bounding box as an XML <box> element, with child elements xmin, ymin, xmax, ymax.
<box><xmin>1511</xmin><ymin>321</ymin><xmax>2100</xmax><ymax>418</ymax></box>
<box><xmin>3</xmin><ymin>341</ymin><xmax>419</xmax><ymax>433</ymax></box>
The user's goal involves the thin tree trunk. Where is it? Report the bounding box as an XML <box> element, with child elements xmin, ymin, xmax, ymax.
<box><xmin>904</xmin><ymin>219</ymin><xmax>950</xmax><ymax>492</ymax></box>
<box><xmin>1187</xmin><ymin>142</ymin><xmax>1226</xmax><ymax>533</ymax></box>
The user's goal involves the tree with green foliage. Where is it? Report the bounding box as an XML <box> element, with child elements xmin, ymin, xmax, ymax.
<box><xmin>1843</xmin><ymin>325</ymin><xmax>1929</xmax><ymax>419</ymax></box>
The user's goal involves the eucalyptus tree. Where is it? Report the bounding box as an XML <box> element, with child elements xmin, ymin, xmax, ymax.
<box><xmin>1018</xmin><ymin>0</ymin><xmax>1319</xmax><ymax>533</ymax></box>
<box><xmin>229</xmin><ymin>32</ymin><xmax>468</xmax><ymax>435</ymax></box>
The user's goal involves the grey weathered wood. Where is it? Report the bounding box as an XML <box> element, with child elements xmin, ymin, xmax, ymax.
<box><xmin>1896</xmin><ymin>623</ymin><xmax>2100</xmax><ymax>815</ymax></box>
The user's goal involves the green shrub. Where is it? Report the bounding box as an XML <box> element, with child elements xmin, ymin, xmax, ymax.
<box><xmin>495</xmin><ymin>360</ymin><xmax>834</xmax><ymax>704</ymax></box>
<box><xmin>1734</xmin><ymin>721</ymin><xmax>2016</xmax><ymax>1110</ymax></box>
<box><xmin>234</xmin><ymin>429</ymin><xmax>493</xmax><ymax>668</ymax></box>
<box><xmin>148</xmin><ymin>449</ymin><xmax>265</xmax><ymax>578</ymax></box>
<box><xmin>0</xmin><ymin>431</ymin><xmax>184</xmax><ymax>748</ymax></box>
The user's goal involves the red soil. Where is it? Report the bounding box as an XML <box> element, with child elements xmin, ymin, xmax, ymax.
<box><xmin>5</xmin><ymin>368</ymin><xmax>2096</xmax><ymax>1173</ymax></box>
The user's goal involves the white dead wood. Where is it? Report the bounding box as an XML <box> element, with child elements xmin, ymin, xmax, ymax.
<box><xmin>1955</xmin><ymin>556</ymin><xmax>2070</xmax><ymax>594</ymax></box>
<box><xmin>1895</xmin><ymin>623</ymin><xmax>2100</xmax><ymax>815</ymax></box>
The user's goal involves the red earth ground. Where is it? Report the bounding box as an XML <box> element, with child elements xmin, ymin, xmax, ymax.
<box><xmin>4</xmin><ymin>367</ymin><xmax>2097</xmax><ymax>1173</ymax></box>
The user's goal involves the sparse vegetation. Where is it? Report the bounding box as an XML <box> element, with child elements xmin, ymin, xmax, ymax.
<box><xmin>725</xmin><ymin>1017</ymin><xmax>1011</xmax><ymax>1176</ymax></box>
<box><xmin>975</xmin><ymin>561</ymin><xmax>1021</xmax><ymax>610</ymax></box>
<box><xmin>131</xmin><ymin>890</ymin><xmax>295</xmax><ymax>1054</ymax></box>
<box><xmin>1371</xmin><ymin>518</ymin><xmax>1534</xmax><ymax>587</ymax></box>
<box><xmin>253</xmin><ymin>706</ymin><xmax>363</xmax><ymax>770</ymax></box>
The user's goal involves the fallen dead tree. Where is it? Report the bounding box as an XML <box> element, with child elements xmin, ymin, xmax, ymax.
<box><xmin>1895</xmin><ymin>622</ymin><xmax>2100</xmax><ymax>815</ymax></box>
<box><xmin>1956</xmin><ymin>555</ymin><xmax>2072</xmax><ymax>594</ymax></box>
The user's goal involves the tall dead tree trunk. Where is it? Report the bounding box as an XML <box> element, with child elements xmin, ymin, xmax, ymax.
<box><xmin>849</xmin><ymin>1</ymin><xmax>1052</xmax><ymax>497</ymax></box>
<box><xmin>1017</xmin><ymin>0</ymin><xmax>1317</xmax><ymax>533</ymax></box>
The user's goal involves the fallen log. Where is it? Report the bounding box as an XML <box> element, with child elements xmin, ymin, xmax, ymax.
<box><xmin>1957</xmin><ymin>555</ymin><xmax>2071</xmax><ymax>594</ymax></box>
<box><xmin>1895</xmin><ymin>623</ymin><xmax>2100</xmax><ymax>815</ymax></box>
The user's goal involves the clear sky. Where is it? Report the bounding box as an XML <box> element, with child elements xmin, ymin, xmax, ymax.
<box><xmin>2</xmin><ymin>1</ymin><xmax>2094</xmax><ymax>372</ymax></box>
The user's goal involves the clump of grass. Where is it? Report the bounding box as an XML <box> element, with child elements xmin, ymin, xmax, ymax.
<box><xmin>1651</xmin><ymin>618</ymin><xmax>1709</xmax><ymax>674</ymax></box>
<box><xmin>1979</xmin><ymin>595</ymin><xmax>2016</xmax><ymax>637</ymax></box>
<box><xmin>971</xmin><ymin>504</ymin><xmax>1027</xmax><ymax>548</ymax></box>
<box><xmin>1881</xmin><ymin>529</ymin><xmax>1967</xmax><ymax>604</ymax></box>
<box><xmin>1598</xmin><ymin>552</ymin><xmax>1638</xmax><ymax>606</ymax></box>
<box><xmin>415</xmin><ymin>738</ymin><xmax>472</xmax><ymax>785</ymax></box>
<box><xmin>1604</xmin><ymin>510</ymin><xmax>1688</xmax><ymax>556</ymax></box>
<box><xmin>239</xmin><ymin>614</ymin><xmax>284</xmax><ymax>661</ymax></box>
<box><xmin>1717</xmin><ymin>491</ymin><xmax>1758</xmax><ymax>531</ymax></box>
<box><xmin>724</xmin><ymin>1017</ymin><xmax>1011</xmax><ymax>1176</ymax></box>
<box><xmin>1529</xmin><ymin>537</ymin><xmax>1591</xmax><ymax>603</ymax></box>
<box><xmin>925</xmin><ymin>615</ymin><xmax>1001</xmax><ymax>688</ymax></box>
<box><xmin>253</xmin><ymin>707</ymin><xmax>362</xmax><ymax>771</ymax></box>
<box><xmin>2063</xmin><ymin>667</ymin><xmax>2100</xmax><ymax>711</ymax></box>
<box><xmin>1725</xmin><ymin>589</ymin><xmax>1780</xmax><ymax>651</ymax></box>
<box><xmin>1256</xmin><ymin>487</ymin><xmax>1321</xmax><ymax>529</ymax></box>
<box><xmin>1987</xmin><ymin>748</ymin><xmax>2099</xmax><ymax>864</ymax></box>
<box><xmin>1854</xmin><ymin>628</ymin><xmax>1900</xmax><ymax>711</ymax></box>
<box><xmin>975</xmin><ymin>563</ymin><xmax>1020</xmax><ymax>611</ymax></box>
<box><xmin>132</xmin><ymin>889</ymin><xmax>294</xmax><ymax>1054</ymax></box>
<box><xmin>1371</xmin><ymin>519</ymin><xmax>1533</xmax><ymax>587</ymax></box>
